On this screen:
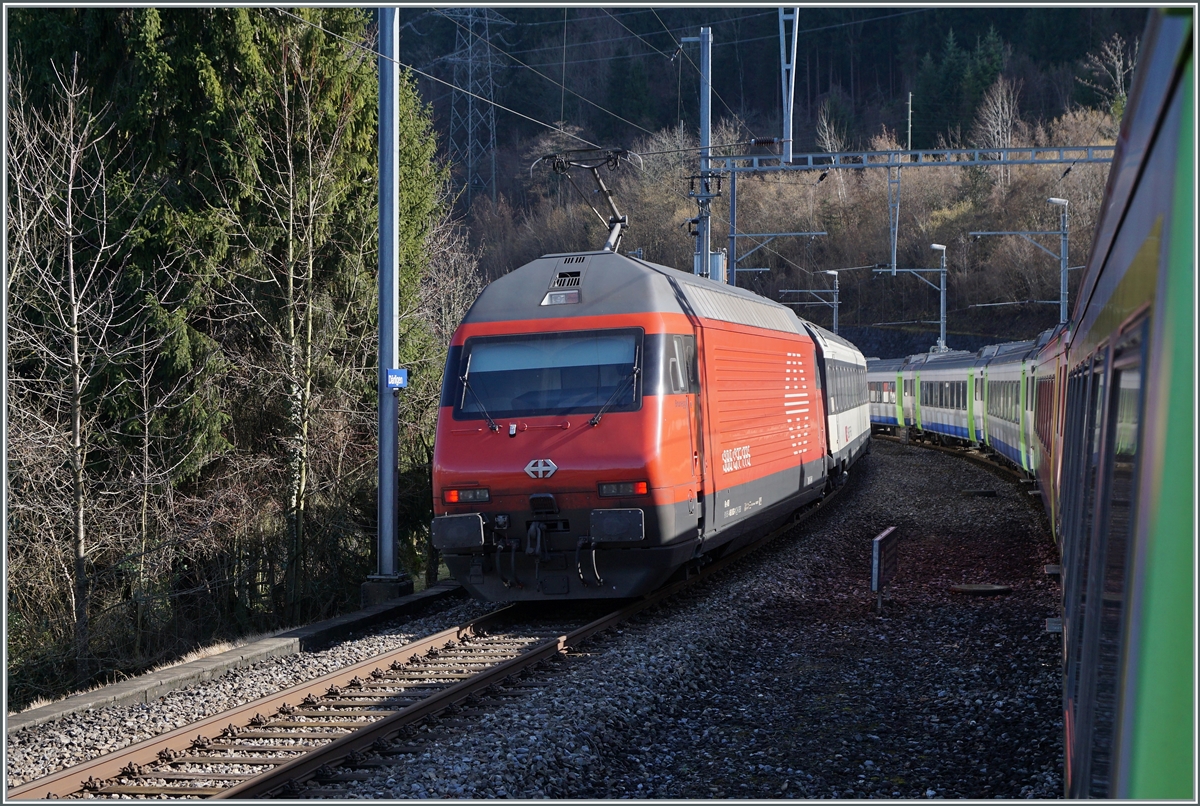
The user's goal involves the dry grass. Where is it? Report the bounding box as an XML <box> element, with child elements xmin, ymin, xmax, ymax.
<box><xmin>9</xmin><ymin>629</ymin><xmax>284</xmax><ymax>716</ymax></box>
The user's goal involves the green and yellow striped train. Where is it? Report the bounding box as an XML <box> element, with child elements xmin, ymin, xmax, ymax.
<box><xmin>867</xmin><ymin>9</ymin><xmax>1192</xmax><ymax>798</ymax></box>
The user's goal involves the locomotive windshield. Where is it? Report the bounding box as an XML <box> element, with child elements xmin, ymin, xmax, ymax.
<box><xmin>454</xmin><ymin>329</ymin><xmax>642</xmax><ymax>420</ymax></box>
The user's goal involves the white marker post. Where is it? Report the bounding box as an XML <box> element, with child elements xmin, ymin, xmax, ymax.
<box><xmin>871</xmin><ymin>526</ymin><xmax>900</xmax><ymax>614</ymax></box>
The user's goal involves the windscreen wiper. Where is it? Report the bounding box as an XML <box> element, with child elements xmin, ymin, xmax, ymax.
<box><xmin>590</xmin><ymin>364</ymin><xmax>640</xmax><ymax>427</ymax></box>
<box><xmin>460</xmin><ymin>374</ymin><xmax>500</xmax><ymax>433</ymax></box>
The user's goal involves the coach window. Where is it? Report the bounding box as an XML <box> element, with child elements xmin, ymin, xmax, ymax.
<box><xmin>1065</xmin><ymin>354</ymin><xmax>1110</xmax><ymax>796</ymax></box>
<box><xmin>1086</xmin><ymin>328</ymin><xmax>1145</xmax><ymax>793</ymax></box>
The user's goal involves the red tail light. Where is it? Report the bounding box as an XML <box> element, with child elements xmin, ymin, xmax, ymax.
<box><xmin>443</xmin><ymin>488</ymin><xmax>489</xmax><ymax>504</ymax></box>
<box><xmin>599</xmin><ymin>481</ymin><xmax>649</xmax><ymax>497</ymax></box>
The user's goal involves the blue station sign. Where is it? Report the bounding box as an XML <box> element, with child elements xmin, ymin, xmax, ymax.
<box><xmin>386</xmin><ymin>368</ymin><xmax>409</xmax><ymax>389</ymax></box>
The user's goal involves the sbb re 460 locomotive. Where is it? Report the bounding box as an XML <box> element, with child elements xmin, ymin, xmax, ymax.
<box><xmin>431</xmin><ymin>250</ymin><xmax>869</xmax><ymax>601</ymax></box>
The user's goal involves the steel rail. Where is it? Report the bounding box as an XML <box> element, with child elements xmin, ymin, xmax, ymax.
<box><xmin>5</xmin><ymin>608</ymin><xmax>519</xmax><ymax>800</ymax></box>
<box><xmin>219</xmin><ymin>486</ymin><xmax>844</xmax><ymax>798</ymax></box>
<box><xmin>10</xmin><ymin>483</ymin><xmax>844</xmax><ymax>800</ymax></box>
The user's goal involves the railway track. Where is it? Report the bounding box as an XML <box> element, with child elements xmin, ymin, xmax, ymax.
<box><xmin>871</xmin><ymin>432</ymin><xmax>1027</xmax><ymax>481</ymax></box>
<box><xmin>10</xmin><ymin>485</ymin><xmax>843</xmax><ymax>800</ymax></box>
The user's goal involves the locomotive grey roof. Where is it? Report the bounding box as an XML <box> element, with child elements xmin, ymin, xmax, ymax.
<box><xmin>977</xmin><ymin>339</ymin><xmax>1039</xmax><ymax>366</ymax></box>
<box><xmin>866</xmin><ymin>356</ymin><xmax>907</xmax><ymax>373</ymax></box>
<box><xmin>462</xmin><ymin>250</ymin><xmax>808</xmax><ymax>336</ymax></box>
<box><xmin>803</xmin><ymin>322</ymin><xmax>866</xmax><ymax>358</ymax></box>
<box><xmin>903</xmin><ymin>349</ymin><xmax>979</xmax><ymax>371</ymax></box>
<box><xmin>868</xmin><ymin>326</ymin><xmax>1066</xmax><ymax>378</ymax></box>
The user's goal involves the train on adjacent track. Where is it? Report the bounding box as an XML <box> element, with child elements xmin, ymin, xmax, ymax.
<box><xmin>430</xmin><ymin>250</ymin><xmax>869</xmax><ymax>604</ymax></box>
<box><xmin>867</xmin><ymin>10</ymin><xmax>1193</xmax><ymax>798</ymax></box>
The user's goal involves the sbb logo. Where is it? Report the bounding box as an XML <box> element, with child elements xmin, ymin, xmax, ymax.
<box><xmin>721</xmin><ymin>445</ymin><xmax>751</xmax><ymax>473</ymax></box>
<box><xmin>524</xmin><ymin>458</ymin><xmax>557</xmax><ymax>479</ymax></box>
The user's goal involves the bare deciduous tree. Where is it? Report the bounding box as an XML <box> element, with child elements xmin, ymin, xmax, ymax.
<box><xmin>815</xmin><ymin>99</ymin><xmax>848</xmax><ymax>202</ymax></box>
<box><xmin>1078</xmin><ymin>33</ymin><xmax>1139</xmax><ymax>121</ymax></box>
<box><xmin>7</xmin><ymin>57</ymin><xmax>155</xmax><ymax>684</ymax></box>
<box><xmin>815</xmin><ymin>98</ymin><xmax>848</xmax><ymax>155</ymax></box>
<box><xmin>205</xmin><ymin>22</ymin><xmax>377</xmax><ymax>622</ymax></box>
<box><xmin>972</xmin><ymin>76</ymin><xmax>1024</xmax><ymax>187</ymax></box>
<box><xmin>408</xmin><ymin>206</ymin><xmax>484</xmax><ymax>585</ymax></box>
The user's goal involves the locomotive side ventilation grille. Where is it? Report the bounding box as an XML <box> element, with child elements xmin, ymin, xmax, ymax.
<box><xmin>550</xmin><ymin>271</ymin><xmax>581</xmax><ymax>288</ymax></box>
<box><xmin>682</xmin><ymin>285</ymin><xmax>803</xmax><ymax>336</ymax></box>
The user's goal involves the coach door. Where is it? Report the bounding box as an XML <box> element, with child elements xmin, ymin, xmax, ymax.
<box><xmin>901</xmin><ymin>376</ymin><xmax>914</xmax><ymax>428</ymax></box>
<box><xmin>668</xmin><ymin>333</ymin><xmax>704</xmax><ymax>532</ymax></box>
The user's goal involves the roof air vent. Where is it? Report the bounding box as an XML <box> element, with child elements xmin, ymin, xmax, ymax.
<box><xmin>551</xmin><ymin>271</ymin><xmax>581</xmax><ymax>288</ymax></box>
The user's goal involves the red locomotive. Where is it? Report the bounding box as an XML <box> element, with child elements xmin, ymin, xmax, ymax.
<box><xmin>431</xmin><ymin>249</ymin><xmax>869</xmax><ymax>601</ymax></box>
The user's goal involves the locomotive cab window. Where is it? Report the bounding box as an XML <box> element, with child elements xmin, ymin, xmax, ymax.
<box><xmin>455</xmin><ymin>328</ymin><xmax>643</xmax><ymax>420</ymax></box>
<box><xmin>668</xmin><ymin>336</ymin><xmax>688</xmax><ymax>394</ymax></box>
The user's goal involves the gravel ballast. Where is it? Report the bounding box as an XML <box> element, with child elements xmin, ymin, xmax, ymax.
<box><xmin>7</xmin><ymin>439</ymin><xmax>1064</xmax><ymax>798</ymax></box>
<box><xmin>340</xmin><ymin>439</ymin><xmax>1063</xmax><ymax>799</ymax></box>
<box><xmin>4</xmin><ymin>599</ymin><xmax>496</xmax><ymax>788</ymax></box>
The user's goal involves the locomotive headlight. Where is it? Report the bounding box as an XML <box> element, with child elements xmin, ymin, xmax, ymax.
<box><xmin>443</xmin><ymin>487</ymin><xmax>490</xmax><ymax>504</ymax></box>
<box><xmin>540</xmin><ymin>289</ymin><xmax>580</xmax><ymax>306</ymax></box>
<box><xmin>598</xmin><ymin>481</ymin><xmax>649</xmax><ymax>497</ymax></box>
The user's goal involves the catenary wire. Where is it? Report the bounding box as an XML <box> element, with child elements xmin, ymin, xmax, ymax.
<box><xmin>276</xmin><ymin>8</ymin><xmax>977</xmax><ymax>287</ymax></box>
<box><xmin>508</xmin><ymin>8</ymin><xmax>775</xmax><ymax>30</ymax></box>
<box><xmin>559</xmin><ymin>8</ymin><xmax>567</xmax><ymax>127</ymax></box>
<box><xmin>434</xmin><ymin>8</ymin><xmax>661</xmax><ymax>139</ymax></box>
<box><xmin>489</xmin><ymin>8</ymin><xmax>927</xmax><ymax>59</ymax></box>
<box><xmin>272</xmin><ymin>9</ymin><xmax>600</xmax><ymax>149</ymax></box>
<box><xmin>601</xmin><ymin>8</ymin><xmax>676</xmax><ymax>59</ymax></box>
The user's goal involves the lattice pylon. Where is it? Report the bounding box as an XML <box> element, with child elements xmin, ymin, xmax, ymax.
<box><xmin>445</xmin><ymin>8</ymin><xmax>510</xmax><ymax>207</ymax></box>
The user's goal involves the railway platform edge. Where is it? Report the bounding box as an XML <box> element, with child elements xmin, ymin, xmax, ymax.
<box><xmin>5</xmin><ymin>581</ymin><xmax>465</xmax><ymax>734</ymax></box>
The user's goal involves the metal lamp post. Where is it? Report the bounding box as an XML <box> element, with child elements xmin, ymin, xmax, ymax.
<box><xmin>968</xmin><ymin>197</ymin><xmax>1071</xmax><ymax>325</ymax></box>
<box><xmin>779</xmin><ymin>269</ymin><xmax>841</xmax><ymax>334</ymax></box>
<box><xmin>823</xmin><ymin>270</ymin><xmax>840</xmax><ymax>334</ymax></box>
<box><xmin>1048</xmin><ymin>197</ymin><xmax>1069</xmax><ymax>324</ymax></box>
<box><xmin>931</xmin><ymin>244</ymin><xmax>947</xmax><ymax>352</ymax></box>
